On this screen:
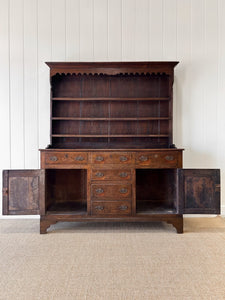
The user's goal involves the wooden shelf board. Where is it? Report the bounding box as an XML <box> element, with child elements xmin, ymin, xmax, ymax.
<box><xmin>136</xmin><ymin>201</ymin><xmax>176</xmax><ymax>214</ymax></box>
<box><xmin>52</xmin><ymin>134</ymin><xmax>169</xmax><ymax>138</ymax></box>
<box><xmin>52</xmin><ymin>97</ymin><xmax>170</xmax><ymax>101</ymax></box>
<box><xmin>136</xmin><ymin>208</ymin><xmax>177</xmax><ymax>215</ymax></box>
<box><xmin>47</xmin><ymin>201</ymin><xmax>87</xmax><ymax>215</ymax></box>
<box><xmin>52</xmin><ymin>117</ymin><xmax>171</xmax><ymax>121</ymax></box>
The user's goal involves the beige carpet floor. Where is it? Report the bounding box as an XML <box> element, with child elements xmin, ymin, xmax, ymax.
<box><xmin>0</xmin><ymin>217</ymin><xmax>225</xmax><ymax>300</ymax></box>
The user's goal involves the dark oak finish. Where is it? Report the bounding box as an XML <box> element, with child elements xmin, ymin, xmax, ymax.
<box><xmin>135</xmin><ymin>151</ymin><xmax>181</xmax><ymax>168</ymax></box>
<box><xmin>2</xmin><ymin>62</ymin><xmax>221</xmax><ymax>234</ymax></box>
<box><xmin>49</xmin><ymin>62</ymin><xmax>177</xmax><ymax>149</ymax></box>
<box><xmin>91</xmin><ymin>183</ymin><xmax>132</xmax><ymax>200</ymax></box>
<box><xmin>3</xmin><ymin>170</ymin><xmax>45</xmax><ymax>215</ymax></box>
<box><xmin>91</xmin><ymin>152</ymin><xmax>134</xmax><ymax>164</ymax></box>
<box><xmin>45</xmin><ymin>151</ymin><xmax>88</xmax><ymax>165</ymax></box>
<box><xmin>91</xmin><ymin>169</ymin><xmax>132</xmax><ymax>181</ymax></box>
<box><xmin>178</xmin><ymin>169</ymin><xmax>220</xmax><ymax>214</ymax></box>
<box><xmin>91</xmin><ymin>201</ymin><xmax>132</xmax><ymax>216</ymax></box>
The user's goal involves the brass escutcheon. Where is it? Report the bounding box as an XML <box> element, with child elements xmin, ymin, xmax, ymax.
<box><xmin>75</xmin><ymin>156</ymin><xmax>84</xmax><ymax>161</ymax></box>
<box><xmin>96</xmin><ymin>188</ymin><xmax>104</xmax><ymax>194</ymax></box>
<box><xmin>49</xmin><ymin>156</ymin><xmax>58</xmax><ymax>162</ymax></box>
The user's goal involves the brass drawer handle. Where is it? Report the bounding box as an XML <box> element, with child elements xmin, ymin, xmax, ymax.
<box><xmin>49</xmin><ymin>156</ymin><xmax>58</xmax><ymax>162</ymax></box>
<box><xmin>119</xmin><ymin>205</ymin><xmax>128</xmax><ymax>211</ymax></box>
<box><xmin>95</xmin><ymin>172</ymin><xmax>104</xmax><ymax>178</ymax></box>
<box><xmin>119</xmin><ymin>172</ymin><xmax>128</xmax><ymax>178</ymax></box>
<box><xmin>120</xmin><ymin>188</ymin><xmax>128</xmax><ymax>194</ymax></box>
<box><xmin>95</xmin><ymin>205</ymin><xmax>104</xmax><ymax>210</ymax></box>
<box><xmin>95</xmin><ymin>156</ymin><xmax>104</xmax><ymax>162</ymax></box>
<box><xmin>75</xmin><ymin>155</ymin><xmax>84</xmax><ymax>161</ymax></box>
<box><xmin>139</xmin><ymin>155</ymin><xmax>148</xmax><ymax>162</ymax></box>
<box><xmin>165</xmin><ymin>155</ymin><xmax>174</xmax><ymax>161</ymax></box>
<box><xmin>96</xmin><ymin>188</ymin><xmax>104</xmax><ymax>194</ymax></box>
<box><xmin>120</xmin><ymin>156</ymin><xmax>128</xmax><ymax>162</ymax></box>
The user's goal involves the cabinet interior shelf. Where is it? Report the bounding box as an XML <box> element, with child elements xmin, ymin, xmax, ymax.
<box><xmin>136</xmin><ymin>208</ymin><xmax>177</xmax><ymax>214</ymax></box>
<box><xmin>46</xmin><ymin>201</ymin><xmax>87</xmax><ymax>215</ymax></box>
<box><xmin>52</xmin><ymin>134</ymin><xmax>169</xmax><ymax>138</ymax></box>
<box><xmin>52</xmin><ymin>97</ymin><xmax>170</xmax><ymax>101</ymax></box>
<box><xmin>52</xmin><ymin>117</ymin><xmax>171</xmax><ymax>121</ymax></box>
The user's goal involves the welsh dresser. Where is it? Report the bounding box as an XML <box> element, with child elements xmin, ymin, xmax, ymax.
<box><xmin>2</xmin><ymin>62</ymin><xmax>220</xmax><ymax>233</ymax></box>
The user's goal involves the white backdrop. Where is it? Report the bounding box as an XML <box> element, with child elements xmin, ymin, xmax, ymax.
<box><xmin>0</xmin><ymin>0</ymin><xmax>225</xmax><ymax>216</ymax></box>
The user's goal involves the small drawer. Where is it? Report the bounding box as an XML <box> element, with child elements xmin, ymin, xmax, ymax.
<box><xmin>91</xmin><ymin>184</ymin><xmax>132</xmax><ymax>200</ymax></box>
<box><xmin>91</xmin><ymin>152</ymin><xmax>134</xmax><ymax>164</ymax></box>
<box><xmin>45</xmin><ymin>152</ymin><xmax>88</xmax><ymax>165</ymax></box>
<box><xmin>136</xmin><ymin>152</ymin><xmax>179</xmax><ymax>168</ymax></box>
<box><xmin>91</xmin><ymin>201</ymin><xmax>131</xmax><ymax>215</ymax></box>
<box><xmin>91</xmin><ymin>169</ymin><xmax>132</xmax><ymax>181</ymax></box>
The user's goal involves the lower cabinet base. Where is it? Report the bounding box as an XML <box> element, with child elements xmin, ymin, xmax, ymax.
<box><xmin>40</xmin><ymin>214</ymin><xmax>183</xmax><ymax>234</ymax></box>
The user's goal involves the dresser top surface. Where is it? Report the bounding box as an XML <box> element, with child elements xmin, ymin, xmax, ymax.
<box><xmin>40</xmin><ymin>148</ymin><xmax>184</xmax><ymax>152</ymax></box>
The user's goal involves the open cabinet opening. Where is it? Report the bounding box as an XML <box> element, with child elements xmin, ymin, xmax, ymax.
<box><xmin>45</xmin><ymin>169</ymin><xmax>87</xmax><ymax>214</ymax></box>
<box><xmin>136</xmin><ymin>169</ymin><xmax>178</xmax><ymax>214</ymax></box>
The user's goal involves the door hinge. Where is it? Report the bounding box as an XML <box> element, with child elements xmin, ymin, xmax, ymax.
<box><xmin>215</xmin><ymin>184</ymin><xmax>220</xmax><ymax>191</ymax></box>
<box><xmin>3</xmin><ymin>188</ymin><xmax>8</xmax><ymax>196</ymax></box>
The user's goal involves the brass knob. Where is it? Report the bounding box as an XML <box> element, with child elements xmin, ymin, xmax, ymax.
<box><xmin>120</xmin><ymin>156</ymin><xmax>128</xmax><ymax>162</ymax></box>
<box><xmin>95</xmin><ymin>172</ymin><xmax>104</xmax><ymax>178</ymax></box>
<box><xmin>119</xmin><ymin>205</ymin><xmax>128</xmax><ymax>211</ymax></box>
<box><xmin>119</xmin><ymin>172</ymin><xmax>128</xmax><ymax>178</ymax></box>
<box><xmin>165</xmin><ymin>155</ymin><xmax>174</xmax><ymax>161</ymax></box>
<box><xmin>75</xmin><ymin>155</ymin><xmax>84</xmax><ymax>161</ymax></box>
<box><xmin>120</xmin><ymin>188</ymin><xmax>128</xmax><ymax>194</ymax></box>
<box><xmin>96</xmin><ymin>188</ymin><xmax>104</xmax><ymax>194</ymax></box>
<box><xmin>139</xmin><ymin>155</ymin><xmax>148</xmax><ymax>162</ymax></box>
<box><xmin>95</xmin><ymin>156</ymin><xmax>104</xmax><ymax>162</ymax></box>
<box><xmin>49</xmin><ymin>156</ymin><xmax>58</xmax><ymax>162</ymax></box>
<box><xmin>95</xmin><ymin>205</ymin><xmax>104</xmax><ymax>210</ymax></box>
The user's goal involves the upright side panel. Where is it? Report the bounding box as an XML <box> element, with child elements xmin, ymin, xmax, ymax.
<box><xmin>179</xmin><ymin>169</ymin><xmax>220</xmax><ymax>214</ymax></box>
<box><xmin>2</xmin><ymin>171</ymin><xmax>9</xmax><ymax>215</ymax></box>
<box><xmin>3</xmin><ymin>170</ymin><xmax>44</xmax><ymax>215</ymax></box>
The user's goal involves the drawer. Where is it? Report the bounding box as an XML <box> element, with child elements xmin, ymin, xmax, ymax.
<box><xmin>135</xmin><ymin>152</ymin><xmax>179</xmax><ymax>168</ymax></box>
<box><xmin>91</xmin><ymin>169</ymin><xmax>132</xmax><ymax>181</ymax></box>
<box><xmin>91</xmin><ymin>201</ymin><xmax>131</xmax><ymax>215</ymax></box>
<box><xmin>91</xmin><ymin>184</ymin><xmax>132</xmax><ymax>200</ymax></box>
<box><xmin>45</xmin><ymin>152</ymin><xmax>88</xmax><ymax>165</ymax></box>
<box><xmin>91</xmin><ymin>152</ymin><xmax>134</xmax><ymax>164</ymax></box>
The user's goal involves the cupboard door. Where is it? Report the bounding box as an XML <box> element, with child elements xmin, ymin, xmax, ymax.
<box><xmin>3</xmin><ymin>170</ymin><xmax>45</xmax><ymax>215</ymax></box>
<box><xmin>179</xmin><ymin>169</ymin><xmax>220</xmax><ymax>214</ymax></box>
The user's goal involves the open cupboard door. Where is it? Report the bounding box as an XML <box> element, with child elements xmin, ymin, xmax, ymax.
<box><xmin>178</xmin><ymin>169</ymin><xmax>220</xmax><ymax>214</ymax></box>
<box><xmin>2</xmin><ymin>170</ymin><xmax>45</xmax><ymax>215</ymax></box>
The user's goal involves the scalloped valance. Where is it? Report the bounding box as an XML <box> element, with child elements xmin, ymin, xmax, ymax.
<box><xmin>46</xmin><ymin>61</ymin><xmax>178</xmax><ymax>77</ymax></box>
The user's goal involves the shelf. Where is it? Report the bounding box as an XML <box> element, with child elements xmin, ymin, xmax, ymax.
<box><xmin>136</xmin><ymin>208</ymin><xmax>177</xmax><ymax>215</ymax></box>
<box><xmin>48</xmin><ymin>141</ymin><xmax>171</xmax><ymax>149</ymax></box>
<box><xmin>50</xmin><ymin>63</ymin><xmax>174</xmax><ymax>149</ymax></box>
<box><xmin>52</xmin><ymin>134</ymin><xmax>169</xmax><ymax>138</ymax></box>
<box><xmin>52</xmin><ymin>117</ymin><xmax>171</xmax><ymax>121</ymax></box>
<box><xmin>136</xmin><ymin>200</ymin><xmax>176</xmax><ymax>215</ymax></box>
<box><xmin>52</xmin><ymin>97</ymin><xmax>170</xmax><ymax>101</ymax></box>
<box><xmin>46</xmin><ymin>201</ymin><xmax>87</xmax><ymax>215</ymax></box>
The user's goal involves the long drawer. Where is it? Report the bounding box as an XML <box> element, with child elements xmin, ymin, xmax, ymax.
<box><xmin>44</xmin><ymin>152</ymin><xmax>88</xmax><ymax>165</ymax></box>
<box><xmin>91</xmin><ymin>169</ymin><xmax>132</xmax><ymax>181</ymax></box>
<box><xmin>135</xmin><ymin>151</ymin><xmax>181</xmax><ymax>168</ymax></box>
<box><xmin>91</xmin><ymin>152</ymin><xmax>134</xmax><ymax>164</ymax></box>
<box><xmin>91</xmin><ymin>201</ymin><xmax>131</xmax><ymax>215</ymax></box>
<box><xmin>91</xmin><ymin>183</ymin><xmax>132</xmax><ymax>200</ymax></box>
